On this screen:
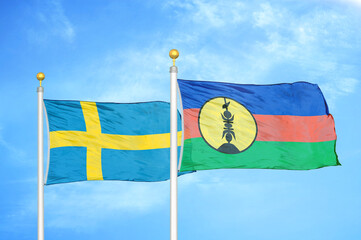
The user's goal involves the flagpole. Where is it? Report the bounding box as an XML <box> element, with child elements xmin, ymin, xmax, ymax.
<box><xmin>37</xmin><ymin>72</ymin><xmax>45</xmax><ymax>240</ymax></box>
<box><xmin>169</xmin><ymin>49</ymin><xmax>179</xmax><ymax>240</ymax></box>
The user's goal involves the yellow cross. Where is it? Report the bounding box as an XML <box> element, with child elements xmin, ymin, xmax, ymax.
<box><xmin>49</xmin><ymin>101</ymin><xmax>182</xmax><ymax>180</ymax></box>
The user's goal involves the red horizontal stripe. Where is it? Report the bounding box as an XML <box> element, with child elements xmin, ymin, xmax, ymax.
<box><xmin>183</xmin><ymin>108</ymin><xmax>202</xmax><ymax>140</ymax></box>
<box><xmin>183</xmin><ymin>108</ymin><xmax>336</xmax><ymax>142</ymax></box>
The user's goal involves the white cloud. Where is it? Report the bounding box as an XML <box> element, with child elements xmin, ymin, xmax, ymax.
<box><xmin>248</xmin><ymin>3</ymin><xmax>361</xmax><ymax>107</ymax></box>
<box><xmin>333</xmin><ymin>0</ymin><xmax>361</xmax><ymax>7</ymax></box>
<box><xmin>320</xmin><ymin>77</ymin><xmax>359</xmax><ymax>107</ymax></box>
<box><xmin>179</xmin><ymin>170</ymin><xmax>295</xmax><ymax>222</ymax></box>
<box><xmin>29</xmin><ymin>0</ymin><xmax>75</xmax><ymax>43</ymax></box>
<box><xmin>87</xmin><ymin>1</ymin><xmax>361</xmax><ymax>109</ymax></box>
<box><xmin>338</xmin><ymin>78</ymin><xmax>359</xmax><ymax>93</ymax></box>
<box><xmin>165</xmin><ymin>0</ymin><xmax>246</xmax><ymax>28</ymax></box>
<box><xmin>2</xmin><ymin>176</ymin><xmax>170</xmax><ymax>231</ymax></box>
<box><xmin>43</xmin><ymin>173</ymin><xmax>203</xmax><ymax>229</ymax></box>
<box><xmin>3</xmin><ymin>174</ymin><xmax>197</xmax><ymax>231</ymax></box>
<box><xmin>253</xmin><ymin>2</ymin><xmax>283</xmax><ymax>28</ymax></box>
<box><xmin>43</xmin><ymin>1</ymin><xmax>360</xmax><ymax>110</ymax></box>
<box><xmin>43</xmin><ymin>181</ymin><xmax>169</xmax><ymax>229</ymax></box>
<box><xmin>0</xmin><ymin>127</ymin><xmax>26</xmax><ymax>161</ymax></box>
<box><xmin>90</xmin><ymin>48</ymin><xmax>172</xmax><ymax>103</ymax></box>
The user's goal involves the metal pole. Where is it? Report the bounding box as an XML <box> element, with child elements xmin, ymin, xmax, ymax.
<box><xmin>169</xmin><ymin>49</ymin><xmax>179</xmax><ymax>240</ymax></box>
<box><xmin>37</xmin><ymin>72</ymin><xmax>45</xmax><ymax>240</ymax></box>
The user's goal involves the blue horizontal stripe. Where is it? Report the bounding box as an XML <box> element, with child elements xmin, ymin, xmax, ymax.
<box><xmin>178</xmin><ymin>79</ymin><xmax>329</xmax><ymax>116</ymax></box>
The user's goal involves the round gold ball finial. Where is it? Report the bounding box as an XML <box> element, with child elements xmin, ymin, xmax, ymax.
<box><xmin>37</xmin><ymin>72</ymin><xmax>45</xmax><ymax>81</ymax></box>
<box><xmin>169</xmin><ymin>49</ymin><xmax>179</xmax><ymax>66</ymax></box>
<box><xmin>37</xmin><ymin>72</ymin><xmax>45</xmax><ymax>86</ymax></box>
<box><xmin>169</xmin><ymin>49</ymin><xmax>179</xmax><ymax>60</ymax></box>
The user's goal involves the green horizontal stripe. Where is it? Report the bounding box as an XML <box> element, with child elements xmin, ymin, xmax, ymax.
<box><xmin>180</xmin><ymin>138</ymin><xmax>340</xmax><ymax>172</ymax></box>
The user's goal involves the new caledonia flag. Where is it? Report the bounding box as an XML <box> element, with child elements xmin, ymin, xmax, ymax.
<box><xmin>177</xmin><ymin>79</ymin><xmax>340</xmax><ymax>172</ymax></box>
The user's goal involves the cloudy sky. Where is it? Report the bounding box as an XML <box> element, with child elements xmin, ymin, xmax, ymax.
<box><xmin>1</xmin><ymin>0</ymin><xmax>361</xmax><ymax>239</ymax></box>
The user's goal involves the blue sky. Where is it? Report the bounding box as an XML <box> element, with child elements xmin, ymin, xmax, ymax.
<box><xmin>1</xmin><ymin>0</ymin><xmax>361</xmax><ymax>239</ymax></box>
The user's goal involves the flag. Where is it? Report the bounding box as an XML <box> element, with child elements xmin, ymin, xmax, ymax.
<box><xmin>44</xmin><ymin>100</ymin><xmax>182</xmax><ymax>185</ymax></box>
<box><xmin>177</xmin><ymin>79</ymin><xmax>339</xmax><ymax>172</ymax></box>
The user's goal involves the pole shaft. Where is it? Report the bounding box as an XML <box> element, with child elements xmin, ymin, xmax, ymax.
<box><xmin>170</xmin><ymin>65</ymin><xmax>178</xmax><ymax>240</ymax></box>
<box><xmin>37</xmin><ymin>86</ymin><xmax>44</xmax><ymax>240</ymax></box>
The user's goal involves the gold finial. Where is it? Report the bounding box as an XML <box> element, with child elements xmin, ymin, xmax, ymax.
<box><xmin>36</xmin><ymin>72</ymin><xmax>45</xmax><ymax>86</ymax></box>
<box><xmin>169</xmin><ymin>49</ymin><xmax>179</xmax><ymax>66</ymax></box>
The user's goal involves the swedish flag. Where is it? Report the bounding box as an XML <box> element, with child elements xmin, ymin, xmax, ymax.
<box><xmin>44</xmin><ymin>100</ymin><xmax>182</xmax><ymax>185</ymax></box>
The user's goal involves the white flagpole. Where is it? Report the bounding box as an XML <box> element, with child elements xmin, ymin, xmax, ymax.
<box><xmin>37</xmin><ymin>72</ymin><xmax>45</xmax><ymax>240</ymax></box>
<box><xmin>169</xmin><ymin>49</ymin><xmax>179</xmax><ymax>240</ymax></box>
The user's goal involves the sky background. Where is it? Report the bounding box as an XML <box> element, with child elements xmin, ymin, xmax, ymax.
<box><xmin>1</xmin><ymin>0</ymin><xmax>361</xmax><ymax>239</ymax></box>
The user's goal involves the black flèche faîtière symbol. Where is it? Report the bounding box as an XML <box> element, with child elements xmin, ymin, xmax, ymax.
<box><xmin>217</xmin><ymin>98</ymin><xmax>241</xmax><ymax>154</ymax></box>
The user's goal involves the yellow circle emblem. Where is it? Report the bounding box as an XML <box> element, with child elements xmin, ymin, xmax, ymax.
<box><xmin>198</xmin><ymin>97</ymin><xmax>257</xmax><ymax>154</ymax></box>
